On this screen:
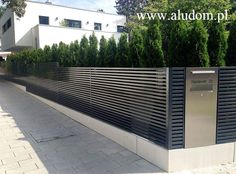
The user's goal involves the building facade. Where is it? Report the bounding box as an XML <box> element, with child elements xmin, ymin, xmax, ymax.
<box><xmin>0</xmin><ymin>1</ymin><xmax>126</xmax><ymax>51</ymax></box>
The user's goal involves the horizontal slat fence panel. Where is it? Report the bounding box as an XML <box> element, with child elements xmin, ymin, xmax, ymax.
<box><xmin>217</xmin><ymin>67</ymin><xmax>236</xmax><ymax>143</ymax></box>
<box><xmin>90</xmin><ymin>68</ymin><xmax>168</xmax><ymax>145</ymax></box>
<box><xmin>56</xmin><ymin>68</ymin><xmax>168</xmax><ymax>147</ymax></box>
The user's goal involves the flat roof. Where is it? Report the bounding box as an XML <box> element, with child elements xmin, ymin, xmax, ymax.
<box><xmin>27</xmin><ymin>0</ymin><xmax>123</xmax><ymax>17</ymax></box>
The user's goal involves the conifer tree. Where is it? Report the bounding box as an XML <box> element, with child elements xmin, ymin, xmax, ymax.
<box><xmin>187</xmin><ymin>21</ymin><xmax>210</xmax><ymax>67</ymax></box>
<box><xmin>168</xmin><ymin>20</ymin><xmax>189</xmax><ymax>67</ymax></box>
<box><xmin>208</xmin><ymin>21</ymin><xmax>227</xmax><ymax>66</ymax></box>
<box><xmin>144</xmin><ymin>20</ymin><xmax>165</xmax><ymax>67</ymax></box>
<box><xmin>97</xmin><ymin>36</ymin><xmax>107</xmax><ymax>67</ymax></box>
<box><xmin>88</xmin><ymin>33</ymin><xmax>98</xmax><ymax>67</ymax></box>
<box><xmin>105</xmin><ymin>37</ymin><xmax>117</xmax><ymax>67</ymax></box>
<box><xmin>79</xmin><ymin>36</ymin><xmax>89</xmax><ymax>67</ymax></box>
<box><xmin>73</xmin><ymin>40</ymin><xmax>80</xmax><ymax>66</ymax></box>
<box><xmin>226</xmin><ymin>20</ymin><xmax>236</xmax><ymax>66</ymax></box>
<box><xmin>43</xmin><ymin>45</ymin><xmax>52</xmax><ymax>63</ymax></box>
<box><xmin>58</xmin><ymin>42</ymin><xmax>70</xmax><ymax>67</ymax></box>
<box><xmin>51</xmin><ymin>44</ymin><xmax>59</xmax><ymax>63</ymax></box>
<box><xmin>116</xmin><ymin>34</ymin><xmax>130</xmax><ymax>67</ymax></box>
<box><xmin>129</xmin><ymin>27</ymin><xmax>144</xmax><ymax>67</ymax></box>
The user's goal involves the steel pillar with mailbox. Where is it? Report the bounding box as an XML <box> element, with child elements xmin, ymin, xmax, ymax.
<box><xmin>185</xmin><ymin>68</ymin><xmax>218</xmax><ymax>148</ymax></box>
<box><xmin>166</xmin><ymin>67</ymin><xmax>235</xmax><ymax>172</ymax></box>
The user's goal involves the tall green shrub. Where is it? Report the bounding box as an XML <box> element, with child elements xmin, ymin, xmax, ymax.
<box><xmin>208</xmin><ymin>21</ymin><xmax>227</xmax><ymax>66</ymax></box>
<box><xmin>36</xmin><ymin>49</ymin><xmax>44</xmax><ymax>64</ymax></box>
<box><xmin>168</xmin><ymin>21</ymin><xmax>189</xmax><ymax>67</ymax></box>
<box><xmin>73</xmin><ymin>40</ymin><xmax>80</xmax><ymax>66</ymax></box>
<box><xmin>187</xmin><ymin>21</ymin><xmax>210</xmax><ymax>67</ymax></box>
<box><xmin>58</xmin><ymin>42</ymin><xmax>70</xmax><ymax>67</ymax></box>
<box><xmin>226</xmin><ymin>20</ymin><xmax>236</xmax><ymax>66</ymax></box>
<box><xmin>88</xmin><ymin>33</ymin><xmax>98</xmax><ymax>67</ymax></box>
<box><xmin>105</xmin><ymin>36</ymin><xmax>117</xmax><ymax>67</ymax></box>
<box><xmin>69</xmin><ymin>40</ymin><xmax>80</xmax><ymax>66</ymax></box>
<box><xmin>144</xmin><ymin>20</ymin><xmax>165</xmax><ymax>67</ymax></box>
<box><xmin>97</xmin><ymin>36</ymin><xmax>107</xmax><ymax>67</ymax></box>
<box><xmin>51</xmin><ymin>44</ymin><xmax>59</xmax><ymax>62</ymax></box>
<box><xmin>43</xmin><ymin>45</ymin><xmax>52</xmax><ymax>63</ymax></box>
<box><xmin>79</xmin><ymin>36</ymin><xmax>89</xmax><ymax>67</ymax></box>
<box><xmin>129</xmin><ymin>27</ymin><xmax>144</xmax><ymax>67</ymax></box>
<box><xmin>116</xmin><ymin>34</ymin><xmax>130</xmax><ymax>67</ymax></box>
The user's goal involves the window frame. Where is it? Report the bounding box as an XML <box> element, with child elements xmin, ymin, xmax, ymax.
<box><xmin>39</xmin><ymin>16</ymin><xmax>49</xmax><ymax>25</ymax></box>
<box><xmin>117</xmin><ymin>25</ymin><xmax>125</xmax><ymax>33</ymax></box>
<box><xmin>2</xmin><ymin>18</ymin><xmax>11</xmax><ymax>34</ymax></box>
<box><xmin>65</xmin><ymin>19</ymin><xmax>82</xmax><ymax>28</ymax></box>
<box><xmin>94</xmin><ymin>23</ymin><xmax>102</xmax><ymax>31</ymax></box>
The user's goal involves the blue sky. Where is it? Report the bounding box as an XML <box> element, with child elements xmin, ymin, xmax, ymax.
<box><xmin>32</xmin><ymin>0</ymin><xmax>117</xmax><ymax>14</ymax></box>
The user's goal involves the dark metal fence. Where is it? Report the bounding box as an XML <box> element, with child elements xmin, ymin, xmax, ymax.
<box><xmin>217</xmin><ymin>67</ymin><xmax>236</xmax><ymax>144</ymax></box>
<box><xmin>4</xmin><ymin>63</ymin><xmax>174</xmax><ymax>148</ymax></box>
<box><xmin>4</xmin><ymin>63</ymin><xmax>236</xmax><ymax>150</ymax></box>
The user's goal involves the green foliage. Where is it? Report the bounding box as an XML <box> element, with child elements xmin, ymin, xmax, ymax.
<box><xmin>208</xmin><ymin>21</ymin><xmax>227</xmax><ymax>66</ymax></box>
<box><xmin>116</xmin><ymin>34</ymin><xmax>130</xmax><ymax>67</ymax></box>
<box><xmin>7</xmin><ymin>19</ymin><xmax>235</xmax><ymax>69</ymax></box>
<box><xmin>105</xmin><ymin>36</ymin><xmax>117</xmax><ymax>67</ymax></box>
<box><xmin>226</xmin><ymin>20</ymin><xmax>236</xmax><ymax>65</ymax></box>
<box><xmin>51</xmin><ymin>44</ymin><xmax>59</xmax><ymax>62</ymax></box>
<box><xmin>59</xmin><ymin>19</ymin><xmax>68</xmax><ymax>27</ymax></box>
<box><xmin>58</xmin><ymin>42</ymin><xmax>71</xmax><ymax>67</ymax></box>
<box><xmin>2</xmin><ymin>0</ymin><xmax>27</xmax><ymax>17</ymax></box>
<box><xmin>43</xmin><ymin>45</ymin><xmax>52</xmax><ymax>63</ymax></box>
<box><xmin>97</xmin><ymin>36</ymin><xmax>107</xmax><ymax>67</ymax></box>
<box><xmin>79</xmin><ymin>36</ymin><xmax>89</xmax><ymax>67</ymax></box>
<box><xmin>70</xmin><ymin>40</ymin><xmax>80</xmax><ymax>66</ymax></box>
<box><xmin>67</xmin><ymin>40</ymin><xmax>80</xmax><ymax>67</ymax></box>
<box><xmin>168</xmin><ymin>21</ymin><xmax>190</xmax><ymax>67</ymax></box>
<box><xmin>144</xmin><ymin>20</ymin><xmax>165</xmax><ymax>67</ymax></box>
<box><xmin>232</xmin><ymin>0</ymin><xmax>236</xmax><ymax>13</ymax></box>
<box><xmin>115</xmin><ymin>0</ymin><xmax>147</xmax><ymax>17</ymax></box>
<box><xmin>87</xmin><ymin>33</ymin><xmax>98</xmax><ymax>67</ymax></box>
<box><xmin>187</xmin><ymin>21</ymin><xmax>210</xmax><ymax>67</ymax></box>
<box><xmin>171</xmin><ymin>0</ymin><xmax>231</xmax><ymax>15</ymax></box>
<box><xmin>129</xmin><ymin>28</ymin><xmax>145</xmax><ymax>67</ymax></box>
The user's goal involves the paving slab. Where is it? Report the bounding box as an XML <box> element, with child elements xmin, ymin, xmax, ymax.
<box><xmin>0</xmin><ymin>79</ymin><xmax>235</xmax><ymax>174</ymax></box>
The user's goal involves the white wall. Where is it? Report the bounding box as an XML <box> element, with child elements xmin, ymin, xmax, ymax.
<box><xmin>36</xmin><ymin>25</ymin><xmax>122</xmax><ymax>48</ymax></box>
<box><xmin>0</xmin><ymin>9</ymin><xmax>15</xmax><ymax>51</ymax></box>
<box><xmin>12</xmin><ymin>1</ymin><xmax>125</xmax><ymax>49</ymax></box>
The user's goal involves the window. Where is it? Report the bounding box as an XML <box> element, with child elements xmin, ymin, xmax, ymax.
<box><xmin>39</xmin><ymin>16</ymin><xmax>49</xmax><ymax>25</ymax></box>
<box><xmin>2</xmin><ymin>18</ymin><xmax>11</xmax><ymax>34</ymax></box>
<box><xmin>117</xmin><ymin>25</ymin><xmax>125</xmax><ymax>33</ymax></box>
<box><xmin>65</xmin><ymin>19</ymin><xmax>81</xmax><ymax>28</ymax></box>
<box><xmin>94</xmin><ymin>23</ymin><xmax>102</xmax><ymax>31</ymax></box>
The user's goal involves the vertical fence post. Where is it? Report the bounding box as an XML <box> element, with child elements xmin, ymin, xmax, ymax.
<box><xmin>167</xmin><ymin>67</ymin><xmax>171</xmax><ymax>149</ymax></box>
<box><xmin>167</xmin><ymin>67</ymin><xmax>186</xmax><ymax>149</ymax></box>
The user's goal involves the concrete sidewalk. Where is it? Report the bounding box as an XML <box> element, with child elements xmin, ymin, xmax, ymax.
<box><xmin>0</xmin><ymin>79</ymin><xmax>163</xmax><ymax>174</ymax></box>
<box><xmin>0</xmin><ymin>79</ymin><xmax>236</xmax><ymax>174</ymax></box>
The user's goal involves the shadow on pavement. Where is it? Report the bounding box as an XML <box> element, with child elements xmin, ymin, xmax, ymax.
<box><xmin>0</xmin><ymin>78</ymin><xmax>165</xmax><ymax>174</ymax></box>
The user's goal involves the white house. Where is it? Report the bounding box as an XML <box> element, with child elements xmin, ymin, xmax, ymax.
<box><xmin>0</xmin><ymin>0</ymin><xmax>126</xmax><ymax>51</ymax></box>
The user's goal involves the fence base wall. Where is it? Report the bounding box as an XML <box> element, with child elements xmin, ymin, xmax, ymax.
<box><xmin>169</xmin><ymin>143</ymin><xmax>235</xmax><ymax>171</ymax></box>
<box><xmin>8</xmin><ymin>81</ymin><xmax>236</xmax><ymax>172</ymax></box>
